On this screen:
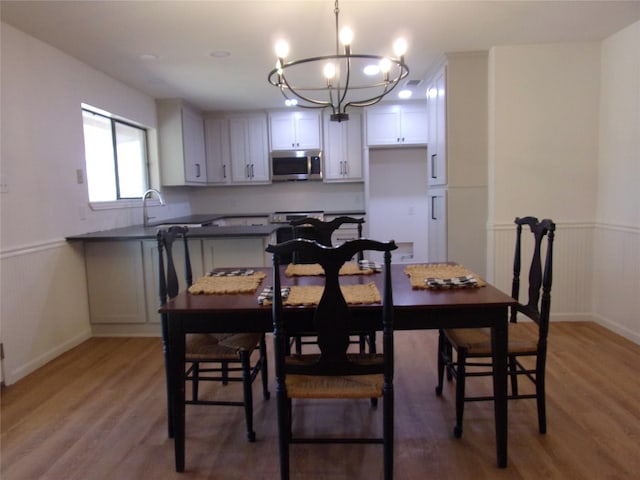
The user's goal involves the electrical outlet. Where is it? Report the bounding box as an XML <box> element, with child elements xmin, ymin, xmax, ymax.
<box><xmin>0</xmin><ymin>175</ymin><xmax>8</xmax><ymax>193</ymax></box>
<box><xmin>76</xmin><ymin>169</ymin><xmax>84</xmax><ymax>184</ymax></box>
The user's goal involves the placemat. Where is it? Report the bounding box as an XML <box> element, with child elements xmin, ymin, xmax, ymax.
<box><xmin>285</xmin><ymin>262</ymin><xmax>374</xmax><ymax>277</ymax></box>
<box><xmin>404</xmin><ymin>264</ymin><xmax>486</xmax><ymax>290</ymax></box>
<box><xmin>262</xmin><ymin>283</ymin><xmax>381</xmax><ymax>306</ymax></box>
<box><xmin>188</xmin><ymin>271</ymin><xmax>266</xmax><ymax>294</ymax></box>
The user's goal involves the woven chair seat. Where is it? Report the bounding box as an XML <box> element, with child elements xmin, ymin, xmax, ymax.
<box><xmin>186</xmin><ymin>333</ymin><xmax>263</xmax><ymax>361</ymax></box>
<box><xmin>444</xmin><ymin>322</ymin><xmax>539</xmax><ymax>356</ymax></box>
<box><xmin>285</xmin><ymin>353</ymin><xmax>384</xmax><ymax>398</ymax></box>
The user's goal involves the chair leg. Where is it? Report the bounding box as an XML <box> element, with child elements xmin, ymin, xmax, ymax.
<box><xmin>454</xmin><ymin>348</ymin><xmax>467</xmax><ymax>438</ymax></box>
<box><xmin>536</xmin><ymin>356</ymin><xmax>547</xmax><ymax>434</ymax></box>
<box><xmin>383</xmin><ymin>383</ymin><xmax>394</xmax><ymax>480</ymax></box>
<box><xmin>294</xmin><ymin>336</ymin><xmax>302</xmax><ymax>355</ymax></box>
<box><xmin>260</xmin><ymin>336</ymin><xmax>271</xmax><ymax>400</ymax></box>
<box><xmin>221</xmin><ymin>361</ymin><xmax>229</xmax><ymax>385</ymax></box>
<box><xmin>436</xmin><ymin>330</ymin><xmax>446</xmax><ymax>395</ymax></box>
<box><xmin>191</xmin><ymin>362</ymin><xmax>200</xmax><ymax>401</ymax></box>
<box><xmin>509</xmin><ymin>355</ymin><xmax>518</xmax><ymax>396</ymax></box>
<box><xmin>240</xmin><ymin>350</ymin><xmax>256</xmax><ymax>442</ymax></box>
<box><xmin>276</xmin><ymin>390</ymin><xmax>291</xmax><ymax>480</ymax></box>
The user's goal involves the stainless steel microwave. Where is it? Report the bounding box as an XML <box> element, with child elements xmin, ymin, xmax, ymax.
<box><xmin>270</xmin><ymin>150</ymin><xmax>323</xmax><ymax>182</ymax></box>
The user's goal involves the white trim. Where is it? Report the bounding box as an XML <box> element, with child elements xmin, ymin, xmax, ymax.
<box><xmin>0</xmin><ymin>239</ymin><xmax>68</xmax><ymax>259</ymax></box>
<box><xmin>89</xmin><ymin>198</ymin><xmax>161</xmax><ymax>211</ymax></box>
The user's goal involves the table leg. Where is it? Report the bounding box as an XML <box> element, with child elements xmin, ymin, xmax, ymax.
<box><xmin>491</xmin><ymin>307</ymin><xmax>508</xmax><ymax>468</ymax></box>
<box><xmin>169</xmin><ymin>314</ymin><xmax>186</xmax><ymax>472</ymax></box>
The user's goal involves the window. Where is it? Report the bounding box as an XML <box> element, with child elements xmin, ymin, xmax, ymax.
<box><xmin>82</xmin><ymin>108</ymin><xmax>149</xmax><ymax>203</ymax></box>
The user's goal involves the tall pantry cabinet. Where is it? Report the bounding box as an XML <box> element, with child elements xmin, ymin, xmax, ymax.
<box><xmin>426</xmin><ymin>52</ymin><xmax>488</xmax><ymax>276</ymax></box>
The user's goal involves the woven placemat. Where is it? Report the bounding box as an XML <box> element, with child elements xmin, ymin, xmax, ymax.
<box><xmin>280</xmin><ymin>283</ymin><xmax>381</xmax><ymax>306</ymax></box>
<box><xmin>285</xmin><ymin>262</ymin><xmax>373</xmax><ymax>277</ymax></box>
<box><xmin>404</xmin><ymin>264</ymin><xmax>486</xmax><ymax>289</ymax></box>
<box><xmin>188</xmin><ymin>271</ymin><xmax>266</xmax><ymax>295</ymax></box>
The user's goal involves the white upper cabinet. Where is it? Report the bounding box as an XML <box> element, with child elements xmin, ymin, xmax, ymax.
<box><xmin>269</xmin><ymin>111</ymin><xmax>321</xmax><ymax>150</ymax></box>
<box><xmin>365</xmin><ymin>102</ymin><xmax>428</xmax><ymax>146</ymax></box>
<box><xmin>323</xmin><ymin>111</ymin><xmax>363</xmax><ymax>182</ymax></box>
<box><xmin>229</xmin><ymin>113</ymin><xmax>270</xmax><ymax>184</ymax></box>
<box><xmin>157</xmin><ymin>99</ymin><xmax>208</xmax><ymax>185</ymax></box>
<box><xmin>204</xmin><ymin>114</ymin><xmax>231</xmax><ymax>185</ymax></box>
<box><xmin>427</xmin><ymin>67</ymin><xmax>447</xmax><ymax>185</ymax></box>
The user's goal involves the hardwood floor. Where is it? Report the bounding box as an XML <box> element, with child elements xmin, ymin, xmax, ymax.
<box><xmin>2</xmin><ymin>322</ymin><xmax>639</xmax><ymax>479</ymax></box>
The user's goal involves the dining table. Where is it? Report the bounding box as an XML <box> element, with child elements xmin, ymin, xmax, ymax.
<box><xmin>160</xmin><ymin>263</ymin><xmax>516</xmax><ymax>472</ymax></box>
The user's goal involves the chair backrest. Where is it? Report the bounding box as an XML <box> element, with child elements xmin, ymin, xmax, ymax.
<box><xmin>157</xmin><ymin>226</ymin><xmax>192</xmax><ymax>306</ymax></box>
<box><xmin>289</xmin><ymin>216</ymin><xmax>365</xmax><ymax>263</ymax></box>
<box><xmin>266</xmin><ymin>238</ymin><xmax>396</xmax><ymax>376</ymax></box>
<box><xmin>510</xmin><ymin>217</ymin><xmax>556</xmax><ymax>341</ymax></box>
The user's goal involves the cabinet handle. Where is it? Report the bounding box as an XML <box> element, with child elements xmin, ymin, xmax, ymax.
<box><xmin>431</xmin><ymin>154</ymin><xmax>437</xmax><ymax>179</ymax></box>
<box><xmin>223</xmin><ymin>164</ymin><xmax>226</xmax><ymax>179</ymax></box>
<box><xmin>196</xmin><ymin>163</ymin><xmax>201</xmax><ymax>178</ymax></box>
<box><xmin>245</xmin><ymin>164</ymin><xmax>249</xmax><ymax>178</ymax></box>
<box><xmin>344</xmin><ymin>161</ymin><xmax>349</xmax><ymax>176</ymax></box>
<box><xmin>402</xmin><ymin>137</ymin><xmax>405</xmax><ymax>143</ymax></box>
<box><xmin>250</xmin><ymin>164</ymin><xmax>254</xmax><ymax>178</ymax></box>
<box><xmin>431</xmin><ymin>196</ymin><xmax>437</xmax><ymax>220</ymax></box>
<box><xmin>397</xmin><ymin>137</ymin><xmax>401</xmax><ymax>143</ymax></box>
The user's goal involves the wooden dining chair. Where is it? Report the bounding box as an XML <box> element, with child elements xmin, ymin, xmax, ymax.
<box><xmin>288</xmin><ymin>216</ymin><xmax>373</xmax><ymax>354</ymax></box>
<box><xmin>435</xmin><ymin>216</ymin><xmax>555</xmax><ymax>437</ymax></box>
<box><xmin>157</xmin><ymin>226</ymin><xmax>269</xmax><ymax>442</ymax></box>
<box><xmin>266</xmin><ymin>237</ymin><xmax>397</xmax><ymax>480</ymax></box>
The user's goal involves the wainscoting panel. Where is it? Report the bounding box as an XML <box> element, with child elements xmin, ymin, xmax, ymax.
<box><xmin>592</xmin><ymin>224</ymin><xmax>640</xmax><ymax>343</ymax></box>
<box><xmin>0</xmin><ymin>241</ymin><xmax>92</xmax><ymax>385</ymax></box>
<box><xmin>489</xmin><ymin>222</ymin><xmax>594</xmax><ymax>316</ymax></box>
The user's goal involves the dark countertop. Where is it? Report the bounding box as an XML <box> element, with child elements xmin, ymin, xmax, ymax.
<box><xmin>66</xmin><ymin>224</ymin><xmax>278</xmax><ymax>242</ymax></box>
<box><xmin>65</xmin><ymin>211</ymin><xmax>366</xmax><ymax>242</ymax></box>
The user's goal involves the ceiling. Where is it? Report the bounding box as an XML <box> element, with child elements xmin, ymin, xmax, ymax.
<box><xmin>2</xmin><ymin>1</ymin><xmax>639</xmax><ymax>113</ymax></box>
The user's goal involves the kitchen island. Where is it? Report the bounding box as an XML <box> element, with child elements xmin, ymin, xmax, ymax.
<box><xmin>67</xmin><ymin>216</ymin><xmax>279</xmax><ymax>335</ymax></box>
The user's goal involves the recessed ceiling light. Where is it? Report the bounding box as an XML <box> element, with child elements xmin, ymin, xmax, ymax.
<box><xmin>210</xmin><ymin>50</ymin><xmax>231</xmax><ymax>58</ymax></box>
<box><xmin>398</xmin><ymin>89</ymin><xmax>412</xmax><ymax>99</ymax></box>
<box><xmin>285</xmin><ymin>99</ymin><xmax>298</xmax><ymax>107</ymax></box>
<box><xmin>138</xmin><ymin>53</ymin><xmax>158</xmax><ymax>61</ymax></box>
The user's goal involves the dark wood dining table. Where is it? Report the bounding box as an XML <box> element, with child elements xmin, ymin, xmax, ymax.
<box><xmin>160</xmin><ymin>263</ymin><xmax>516</xmax><ymax>472</ymax></box>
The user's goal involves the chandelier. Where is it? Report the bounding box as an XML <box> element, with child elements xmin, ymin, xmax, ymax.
<box><xmin>267</xmin><ymin>0</ymin><xmax>410</xmax><ymax>122</ymax></box>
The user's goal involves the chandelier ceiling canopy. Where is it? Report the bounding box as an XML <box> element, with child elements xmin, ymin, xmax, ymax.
<box><xmin>267</xmin><ymin>0</ymin><xmax>410</xmax><ymax>122</ymax></box>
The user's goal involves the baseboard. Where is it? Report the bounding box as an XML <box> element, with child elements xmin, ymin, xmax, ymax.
<box><xmin>592</xmin><ymin>314</ymin><xmax>640</xmax><ymax>345</ymax></box>
<box><xmin>6</xmin><ymin>329</ymin><xmax>92</xmax><ymax>385</ymax></box>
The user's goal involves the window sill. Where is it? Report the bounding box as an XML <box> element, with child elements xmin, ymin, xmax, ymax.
<box><xmin>89</xmin><ymin>199</ymin><xmax>161</xmax><ymax>211</ymax></box>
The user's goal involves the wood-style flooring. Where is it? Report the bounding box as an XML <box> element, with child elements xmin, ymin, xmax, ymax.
<box><xmin>2</xmin><ymin>321</ymin><xmax>639</xmax><ymax>479</ymax></box>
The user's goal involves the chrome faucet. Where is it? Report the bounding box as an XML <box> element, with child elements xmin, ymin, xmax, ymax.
<box><xmin>142</xmin><ymin>188</ymin><xmax>166</xmax><ymax>227</ymax></box>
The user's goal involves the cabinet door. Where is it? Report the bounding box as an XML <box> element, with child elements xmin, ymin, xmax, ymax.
<box><xmin>229</xmin><ymin>114</ymin><xmax>269</xmax><ymax>184</ymax></box>
<box><xmin>142</xmin><ymin>239</ymin><xmax>204</xmax><ymax>324</ymax></box>
<box><xmin>202</xmin><ymin>238</ymin><xmax>269</xmax><ymax>269</ymax></box>
<box><xmin>246</xmin><ymin>114</ymin><xmax>270</xmax><ymax>181</ymax></box>
<box><xmin>269</xmin><ymin>111</ymin><xmax>320</xmax><ymax>150</ymax></box>
<box><xmin>427</xmin><ymin>68</ymin><xmax>447</xmax><ymax>185</ymax></box>
<box><xmin>427</xmin><ymin>189</ymin><xmax>447</xmax><ymax>262</ymax></box>
<box><xmin>293</xmin><ymin>111</ymin><xmax>321</xmax><ymax>149</ymax></box>
<box><xmin>229</xmin><ymin>116</ymin><xmax>251</xmax><ymax>182</ymax></box>
<box><xmin>366</xmin><ymin>105</ymin><xmax>400</xmax><ymax>146</ymax></box>
<box><xmin>204</xmin><ymin>115</ymin><xmax>230</xmax><ymax>184</ymax></box>
<box><xmin>400</xmin><ymin>103</ymin><xmax>428</xmax><ymax>145</ymax></box>
<box><xmin>85</xmin><ymin>242</ymin><xmax>146</xmax><ymax>324</ymax></box>
<box><xmin>181</xmin><ymin>106</ymin><xmax>207</xmax><ymax>183</ymax></box>
<box><xmin>323</xmin><ymin>111</ymin><xmax>363</xmax><ymax>182</ymax></box>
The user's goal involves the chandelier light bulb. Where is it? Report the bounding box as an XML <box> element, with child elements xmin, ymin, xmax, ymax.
<box><xmin>379</xmin><ymin>57</ymin><xmax>392</xmax><ymax>73</ymax></box>
<box><xmin>275</xmin><ymin>39</ymin><xmax>289</xmax><ymax>59</ymax></box>
<box><xmin>393</xmin><ymin>38</ymin><xmax>408</xmax><ymax>57</ymax></box>
<box><xmin>324</xmin><ymin>62</ymin><xmax>336</xmax><ymax>80</ymax></box>
<box><xmin>339</xmin><ymin>26</ymin><xmax>353</xmax><ymax>46</ymax></box>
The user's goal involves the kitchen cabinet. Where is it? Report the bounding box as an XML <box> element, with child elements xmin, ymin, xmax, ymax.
<box><xmin>323</xmin><ymin>111</ymin><xmax>363</xmax><ymax>182</ymax></box>
<box><xmin>324</xmin><ymin>213</ymin><xmax>366</xmax><ymax>245</ymax></box>
<box><xmin>157</xmin><ymin>99</ymin><xmax>208</xmax><ymax>185</ymax></box>
<box><xmin>204</xmin><ymin>114</ymin><xmax>231</xmax><ymax>185</ymax></box>
<box><xmin>427</xmin><ymin>67</ymin><xmax>447</xmax><ymax>186</ymax></box>
<box><xmin>269</xmin><ymin>111</ymin><xmax>321</xmax><ymax>150</ymax></box>
<box><xmin>365</xmin><ymin>102</ymin><xmax>428</xmax><ymax>147</ymax></box>
<box><xmin>427</xmin><ymin>188</ymin><xmax>448</xmax><ymax>262</ymax></box>
<box><xmin>85</xmin><ymin>242</ymin><xmax>147</xmax><ymax>325</ymax></box>
<box><xmin>229</xmin><ymin>113</ymin><xmax>270</xmax><ymax>183</ymax></box>
<box><xmin>202</xmin><ymin>238</ymin><xmax>270</xmax><ymax>269</ymax></box>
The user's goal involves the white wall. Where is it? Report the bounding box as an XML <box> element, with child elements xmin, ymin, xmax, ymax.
<box><xmin>487</xmin><ymin>27</ymin><xmax>640</xmax><ymax>343</ymax></box>
<box><xmin>0</xmin><ymin>23</ymin><xmax>186</xmax><ymax>384</ymax></box>
<box><xmin>592</xmin><ymin>21</ymin><xmax>640</xmax><ymax>342</ymax></box>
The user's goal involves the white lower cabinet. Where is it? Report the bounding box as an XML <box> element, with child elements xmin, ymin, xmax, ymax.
<box><xmin>202</xmin><ymin>237</ymin><xmax>269</xmax><ymax>269</ymax></box>
<box><xmin>85</xmin><ymin>242</ymin><xmax>147</xmax><ymax>324</ymax></box>
<box><xmin>86</xmin><ymin>237</ymin><xmax>270</xmax><ymax>332</ymax></box>
<box><xmin>427</xmin><ymin>188</ymin><xmax>448</xmax><ymax>262</ymax></box>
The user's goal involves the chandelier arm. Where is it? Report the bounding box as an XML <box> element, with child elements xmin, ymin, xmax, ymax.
<box><xmin>346</xmin><ymin>64</ymin><xmax>410</xmax><ymax>108</ymax></box>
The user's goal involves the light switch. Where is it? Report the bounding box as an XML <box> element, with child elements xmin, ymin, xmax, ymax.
<box><xmin>76</xmin><ymin>169</ymin><xmax>84</xmax><ymax>184</ymax></box>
